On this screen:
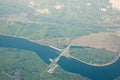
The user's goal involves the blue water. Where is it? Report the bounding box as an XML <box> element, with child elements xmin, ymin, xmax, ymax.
<box><xmin>0</xmin><ymin>35</ymin><xmax>120</xmax><ymax>80</ymax></box>
<box><xmin>0</xmin><ymin>35</ymin><xmax>59</xmax><ymax>64</ymax></box>
<box><xmin>58</xmin><ymin>57</ymin><xmax>120</xmax><ymax>80</ymax></box>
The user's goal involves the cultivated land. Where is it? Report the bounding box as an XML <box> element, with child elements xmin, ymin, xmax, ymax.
<box><xmin>70</xmin><ymin>31</ymin><xmax>120</xmax><ymax>66</ymax></box>
<box><xmin>0</xmin><ymin>0</ymin><xmax>120</xmax><ymax>80</ymax></box>
<box><xmin>71</xmin><ymin>32</ymin><xmax>120</xmax><ymax>53</ymax></box>
<box><xmin>0</xmin><ymin>0</ymin><xmax>120</xmax><ymax>49</ymax></box>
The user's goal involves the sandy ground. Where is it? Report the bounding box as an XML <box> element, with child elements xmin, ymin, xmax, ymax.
<box><xmin>71</xmin><ymin>31</ymin><xmax>120</xmax><ymax>53</ymax></box>
<box><xmin>70</xmin><ymin>31</ymin><xmax>120</xmax><ymax>66</ymax></box>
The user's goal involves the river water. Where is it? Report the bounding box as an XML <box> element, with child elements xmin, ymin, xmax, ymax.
<box><xmin>0</xmin><ymin>35</ymin><xmax>120</xmax><ymax>80</ymax></box>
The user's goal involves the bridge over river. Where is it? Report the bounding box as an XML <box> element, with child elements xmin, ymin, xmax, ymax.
<box><xmin>47</xmin><ymin>44</ymin><xmax>71</xmax><ymax>74</ymax></box>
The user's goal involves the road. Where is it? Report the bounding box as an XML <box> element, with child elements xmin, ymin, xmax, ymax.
<box><xmin>47</xmin><ymin>43</ymin><xmax>71</xmax><ymax>74</ymax></box>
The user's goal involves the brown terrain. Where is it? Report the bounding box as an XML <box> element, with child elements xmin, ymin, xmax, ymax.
<box><xmin>71</xmin><ymin>31</ymin><xmax>120</xmax><ymax>54</ymax></box>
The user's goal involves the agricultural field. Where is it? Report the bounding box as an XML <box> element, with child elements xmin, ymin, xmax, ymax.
<box><xmin>0</xmin><ymin>0</ymin><xmax>120</xmax><ymax>48</ymax></box>
<box><xmin>0</xmin><ymin>0</ymin><xmax>120</xmax><ymax>80</ymax></box>
<box><xmin>70</xmin><ymin>31</ymin><xmax>120</xmax><ymax>65</ymax></box>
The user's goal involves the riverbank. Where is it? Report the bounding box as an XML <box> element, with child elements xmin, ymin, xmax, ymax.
<box><xmin>49</xmin><ymin>45</ymin><xmax>62</xmax><ymax>52</ymax></box>
<box><xmin>0</xmin><ymin>34</ymin><xmax>120</xmax><ymax>80</ymax></box>
<box><xmin>70</xmin><ymin>53</ymin><xmax>120</xmax><ymax>66</ymax></box>
<box><xmin>0</xmin><ymin>33</ymin><xmax>65</xmax><ymax>52</ymax></box>
<box><xmin>1</xmin><ymin>34</ymin><xmax>120</xmax><ymax>67</ymax></box>
<box><xmin>0</xmin><ymin>34</ymin><xmax>53</xmax><ymax>66</ymax></box>
<box><xmin>69</xmin><ymin>31</ymin><xmax>120</xmax><ymax>66</ymax></box>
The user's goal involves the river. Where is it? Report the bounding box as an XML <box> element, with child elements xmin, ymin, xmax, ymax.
<box><xmin>0</xmin><ymin>35</ymin><xmax>120</xmax><ymax>80</ymax></box>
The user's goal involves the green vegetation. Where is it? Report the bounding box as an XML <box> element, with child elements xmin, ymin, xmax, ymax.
<box><xmin>1</xmin><ymin>0</ymin><xmax>120</xmax><ymax>24</ymax></box>
<box><xmin>0</xmin><ymin>48</ymin><xmax>46</xmax><ymax>80</ymax></box>
<box><xmin>0</xmin><ymin>19</ymin><xmax>105</xmax><ymax>40</ymax></box>
<box><xmin>1</xmin><ymin>0</ymin><xmax>120</xmax><ymax>48</ymax></box>
<box><xmin>51</xmin><ymin>67</ymin><xmax>89</xmax><ymax>80</ymax></box>
<box><xmin>1</xmin><ymin>0</ymin><xmax>120</xmax><ymax>39</ymax></box>
<box><xmin>0</xmin><ymin>18</ymin><xmax>106</xmax><ymax>49</ymax></box>
<box><xmin>0</xmin><ymin>48</ymin><xmax>89</xmax><ymax>80</ymax></box>
<box><xmin>70</xmin><ymin>46</ymin><xmax>119</xmax><ymax>65</ymax></box>
<box><xmin>0</xmin><ymin>73</ymin><xmax>12</xmax><ymax>80</ymax></box>
<box><xmin>0</xmin><ymin>0</ymin><xmax>120</xmax><ymax>79</ymax></box>
<box><xmin>40</xmin><ymin>67</ymin><xmax>90</xmax><ymax>80</ymax></box>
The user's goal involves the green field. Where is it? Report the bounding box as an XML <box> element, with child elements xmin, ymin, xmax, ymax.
<box><xmin>0</xmin><ymin>0</ymin><xmax>120</xmax><ymax>79</ymax></box>
<box><xmin>0</xmin><ymin>18</ymin><xmax>107</xmax><ymax>49</ymax></box>
<box><xmin>1</xmin><ymin>0</ymin><xmax>120</xmax><ymax>24</ymax></box>
<box><xmin>70</xmin><ymin>46</ymin><xmax>119</xmax><ymax>65</ymax></box>
<box><xmin>1</xmin><ymin>0</ymin><xmax>120</xmax><ymax>48</ymax></box>
<box><xmin>1</xmin><ymin>0</ymin><xmax>120</xmax><ymax>39</ymax></box>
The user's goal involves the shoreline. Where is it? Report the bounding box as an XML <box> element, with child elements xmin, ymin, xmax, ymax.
<box><xmin>49</xmin><ymin>45</ymin><xmax>62</xmax><ymax>52</ymax></box>
<box><xmin>70</xmin><ymin>53</ymin><xmax>120</xmax><ymax>66</ymax></box>
<box><xmin>0</xmin><ymin>33</ymin><xmax>49</xmax><ymax>66</ymax></box>
<box><xmin>0</xmin><ymin>33</ymin><xmax>62</xmax><ymax>50</ymax></box>
<box><xmin>0</xmin><ymin>33</ymin><xmax>120</xmax><ymax>67</ymax></box>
